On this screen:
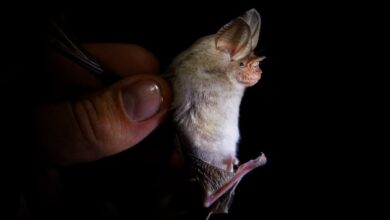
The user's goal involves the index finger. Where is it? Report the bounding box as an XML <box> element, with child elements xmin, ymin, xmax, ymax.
<box><xmin>82</xmin><ymin>43</ymin><xmax>160</xmax><ymax>78</ymax></box>
<box><xmin>47</xmin><ymin>43</ymin><xmax>160</xmax><ymax>96</ymax></box>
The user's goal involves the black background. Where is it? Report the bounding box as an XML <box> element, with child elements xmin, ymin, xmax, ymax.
<box><xmin>1</xmin><ymin>2</ymin><xmax>378</xmax><ymax>220</ymax></box>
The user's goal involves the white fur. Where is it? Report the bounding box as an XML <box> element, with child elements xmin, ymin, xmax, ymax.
<box><xmin>169</xmin><ymin>36</ymin><xmax>246</xmax><ymax>167</ymax></box>
<box><xmin>168</xmin><ymin>9</ymin><xmax>261</xmax><ymax>169</ymax></box>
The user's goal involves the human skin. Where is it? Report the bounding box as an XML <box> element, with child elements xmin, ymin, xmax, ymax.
<box><xmin>37</xmin><ymin>43</ymin><xmax>172</xmax><ymax>165</ymax></box>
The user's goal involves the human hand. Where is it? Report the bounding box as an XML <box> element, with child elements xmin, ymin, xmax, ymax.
<box><xmin>36</xmin><ymin>43</ymin><xmax>172</xmax><ymax>165</ymax></box>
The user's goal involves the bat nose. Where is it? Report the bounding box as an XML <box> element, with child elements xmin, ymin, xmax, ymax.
<box><xmin>251</xmin><ymin>61</ymin><xmax>259</xmax><ymax>67</ymax></box>
<box><xmin>249</xmin><ymin>61</ymin><xmax>260</xmax><ymax>71</ymax></box>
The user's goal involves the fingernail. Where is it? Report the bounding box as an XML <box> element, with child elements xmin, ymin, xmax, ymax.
<box><xmin>122</xmin><ymin>79</ymin><xmax>163</xmax><ymax>121</ymax></box>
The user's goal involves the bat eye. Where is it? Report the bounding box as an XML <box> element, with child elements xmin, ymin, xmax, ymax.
<box><xmin>239</xmin><ymin>62</ymin><xmax>245</xmax><ymax>68</ymax></box>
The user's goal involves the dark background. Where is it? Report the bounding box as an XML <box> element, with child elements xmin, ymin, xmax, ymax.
<box><xmin>1</xmin><ymin>2</ymin><xmax>378</xmax><ymax>220</ymax></box>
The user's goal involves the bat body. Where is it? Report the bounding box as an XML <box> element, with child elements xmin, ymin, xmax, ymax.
<box><xmin>167</xmin><ymin>9</ymin><xmax>267</xmax><ymax>217</ymax></box>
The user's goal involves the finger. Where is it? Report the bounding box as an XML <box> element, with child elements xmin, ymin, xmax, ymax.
<box><xmin>82</xmin><ymin>43</ymin><xmax>160</xmax><ymax>77</ymax></box>
<box><xmin>47</xmin><ymin>43</ymin><xmax>160</xmax><ymax>95</ymax></box>
<box><xmin>36</xmin><ymin>74</ymin><xmax>172</xmax><ymax>165</ymax></box>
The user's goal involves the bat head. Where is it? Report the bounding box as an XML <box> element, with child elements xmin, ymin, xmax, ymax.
<box><xmin>169</xmin><ymin>9</ymin><xmax>264</xmax><ymax>89</ymax></box>
<box><xmin>215</xmin><ymin>8</ymin><xmax>265</xmax><ymax>87</ymax></box>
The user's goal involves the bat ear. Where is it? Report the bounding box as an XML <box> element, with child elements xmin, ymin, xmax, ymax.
<box><xmin>241</xmin><ymin>8</ymin><xmax>261</xmax><ymax>51</ymax></box>
<box><xmin>215</xmin><ymin>9</ymin><xmax>261</xmax><ymax>61</ymax></box>
<box><xmin>215</xmin><ymin>17</ymin><xmax>252</xmax><ymax>61</ymax></box>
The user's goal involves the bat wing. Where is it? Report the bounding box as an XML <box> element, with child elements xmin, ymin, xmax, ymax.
<box><xmin>188</xmin><ymin>153</ymin><xmax>267</xmax><ymax>215</ymax></box>
<box><xmin>188</xmin><ymin>154</ymin><xmax>235</xmax><ymax>214</ymax></box>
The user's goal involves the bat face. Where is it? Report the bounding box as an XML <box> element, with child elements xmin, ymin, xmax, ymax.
<box><xmin>230</xmin><ymin>53</ymin><xmax>265</xmax><ymax>87</ymax></box>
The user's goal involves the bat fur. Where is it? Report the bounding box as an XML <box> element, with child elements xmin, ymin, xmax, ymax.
<box><xmin>166</xmin><ymin>8</ymin><xmax>267</xmax><ymax>218</ymax></box>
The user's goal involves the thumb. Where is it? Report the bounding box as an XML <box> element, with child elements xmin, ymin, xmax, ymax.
<box><xmin>36</xmin><ymin>74</ymin><xmax>172</xmax><ymax>165</ymax></box>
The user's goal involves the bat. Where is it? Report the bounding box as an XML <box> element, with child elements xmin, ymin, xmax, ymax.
<box><xmin>166</xmin><ymin>8</ymin><xmax>267</xmax><ymax>218</ymax></box>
